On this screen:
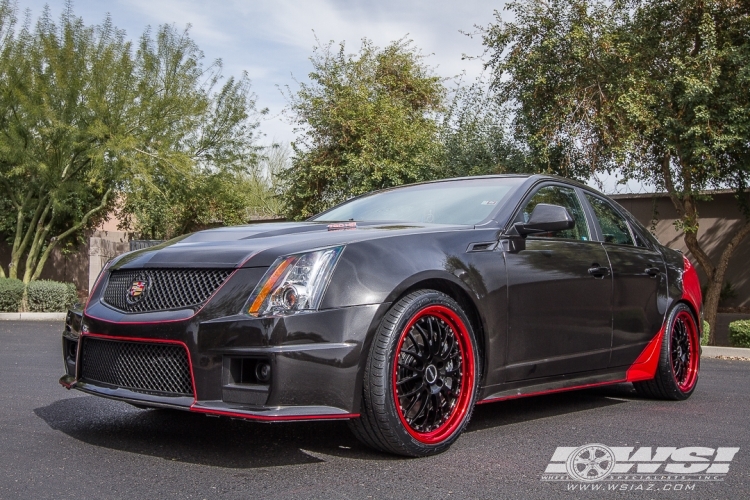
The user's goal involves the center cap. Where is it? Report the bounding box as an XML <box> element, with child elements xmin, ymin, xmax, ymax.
<box><xmin>425</xmin><ymin>364</ymin><xmax>438</xmax><ymax>384</ymax></box>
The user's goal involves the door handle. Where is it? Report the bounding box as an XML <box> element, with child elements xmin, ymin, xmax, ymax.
<box><xmin>646</xmin><ymin>267</ymin><xmax>661</xmax><ymax>277</ymax></box>
<box><xmin>588</xmin><ymin>264</ymin><xmax>610</xmax><ymax>278</ymax></box>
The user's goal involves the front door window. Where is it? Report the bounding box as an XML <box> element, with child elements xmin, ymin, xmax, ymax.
<box><xmin>517</xmin><ymin>185</ymin><xmax>590</xmax><ymax>241</ymax></box>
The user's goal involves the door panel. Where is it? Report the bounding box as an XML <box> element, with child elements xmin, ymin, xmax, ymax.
<box><xmin>603</xmin><ymin>245</ymin><xmax>667</xmax><ymax>366</ymax></box>
<box><xmin>504</xmin><ymin>184</ymin><xmax>614</xmax><ymax>381</ymax></box>
<box><xmin>505</xmin><ymin>240</ymin><xmax>613</xmax><ymax>381</ymax></box>
<box><xmin>583</xmin><ymin>193</ymin><xmax>668</xmax><ymax>367</ymax></box>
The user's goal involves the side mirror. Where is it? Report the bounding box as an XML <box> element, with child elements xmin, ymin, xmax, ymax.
<box><xmin>514</xmin><ymin>203</ymin><xmax>575</xmax><ymax>237</ymax></box>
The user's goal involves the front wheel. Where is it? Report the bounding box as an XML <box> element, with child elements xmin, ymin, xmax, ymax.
<box><xmin>634</xmin><ymin>303</ymin><xmax>700</xmax><ymax>400</ymax></box>
<box><xmin>349</xmin><ymin>290</ymin><xmax>480</xmax><ymax>456</ymax></box>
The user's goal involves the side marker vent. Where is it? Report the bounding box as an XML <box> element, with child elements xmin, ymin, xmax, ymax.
<box><xmin>467</xmin><ymin>241</ymin><xmax>497</xmax><ymax>252</ymax></box>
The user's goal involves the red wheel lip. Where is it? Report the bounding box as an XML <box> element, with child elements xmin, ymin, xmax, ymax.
<box><xmin>671</xmin><ymin>310</ymin><xmax>699</xmax><ymax>392</ymax></box>
<box><xmin>392</xmin><ymin>305</ymin><xmax>475</xmax><ymax>445</ymax></box>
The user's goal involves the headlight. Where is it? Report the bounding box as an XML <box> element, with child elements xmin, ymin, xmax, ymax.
<box><xmin>245</xmin><ymin>246</ymin><xmax>344</xmax><ymax>317</ymax></box>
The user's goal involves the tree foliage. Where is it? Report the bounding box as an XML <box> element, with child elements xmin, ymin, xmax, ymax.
<box><xmin>281</xmin><ymin>39</ymin><xmax>445</xmax><ymax>219</ymax></box>
<box><xmin>483</xmin><ymin>0</ymin><xmax>750</xmax><ymax>342</ymax></box>
<box><xmin>0</xmin><ymin>2</ymin><xmax>266</xmax><ymax>282</ymax></box>
<box><xmin>439</xmin><ymin>77</ymin><xmax>528</xmax><ymax>178</ymax></box>
<box><xmin>120</xmin><ymin>150</ymin><xmax>283</xmax><ymax>239</ymax></box>
<box><xmin>483</xmin><ymin>0</ymin><xmax>632</xmax><ymax>180</ymax></box>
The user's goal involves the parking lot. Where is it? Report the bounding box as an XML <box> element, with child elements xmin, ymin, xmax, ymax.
<box><xmin>1</xmin><ymin>321</ymin><xmax>747</xmax><ymax>499</ymax></box>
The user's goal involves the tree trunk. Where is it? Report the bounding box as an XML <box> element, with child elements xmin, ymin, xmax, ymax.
<box><xmin>8</xmin><ymin>196</ymin><xmax>50</xmax><ymax>280</ymax></box>
<box><xmin>28</xmin><ymin>188</ymin><xmax>113</xmax><ymax>283</ymax></box>
<box><xmin>703</xmin><ymin>282</ymin><xmax>721</xmax><ymax>346</ymax></box>
<box><xmin>7</xmin><ymin>191</ymin><xmax>32</xmax><ymax>279</ymax></box>
<box><xmin>22</xmin><ymin>210</ymin><xmax>53</xmax><ymax>285</ymax></box>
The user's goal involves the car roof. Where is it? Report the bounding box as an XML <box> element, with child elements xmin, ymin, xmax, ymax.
<box><xmin>408</xmin><ymin>173</ymin><xmax>596</xmax><ymax>194</ymax></box>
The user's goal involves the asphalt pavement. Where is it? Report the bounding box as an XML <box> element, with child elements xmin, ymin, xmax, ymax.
<box><xmin>0</xmin><ymin>321</ymin><xmax>747</xmax><ymax>500</ymax></box>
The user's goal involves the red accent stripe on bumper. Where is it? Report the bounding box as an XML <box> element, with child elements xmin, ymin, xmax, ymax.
<box><xmin>189</xmin><ymin>406</ymin><xmax>359</xmax><ymax>422</ymax></box>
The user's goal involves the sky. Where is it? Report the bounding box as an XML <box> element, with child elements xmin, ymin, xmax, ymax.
<box><xmin>18</xmin><ymin>0</ymin><xmax>648</xmax><ymax>193</ymax></box>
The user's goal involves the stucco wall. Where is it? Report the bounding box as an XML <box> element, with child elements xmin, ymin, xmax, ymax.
<box><xmin>0</xmin><ymin>230</ymin><xmax>130</xmax><ymax>296</ymax></box>
<box><xmin>0</xmin><ymin>239</ymin><xmax>90</xmax><ymax>293</ymax></box>
<box><xmin>613</xmin><ymin>191</ymin><xmax>750</xmax><ymax>308</ymax></box>
<box><xmin>88</xmin><ymin>231</ymin><xmax>130</xmax><ymax>292</ymax></box>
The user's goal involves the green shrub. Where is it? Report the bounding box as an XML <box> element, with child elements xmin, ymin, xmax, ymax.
<box><xmin>729</xmin><ymin>320</ymin><xmax>750</xmax><ymax>348</ymax></box>
<box><xmin>0</xmin><ymin>278</ymin><xmax>25</xmax><ymax>312</ymax></box>
<box><xmin>26</xmin><ymin>280</ymin><xmax>79</xmax><ymax>312</ymax></box>
<box><xmin>701</xmin><ymin>320</ymin><xmax>710</xmax><ymax>346</ymax></box>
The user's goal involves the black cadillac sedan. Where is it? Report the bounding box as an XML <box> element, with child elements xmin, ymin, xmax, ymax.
<box><xmin>60</xmin><ymin>174</ymin><xmax>702</xmax><ymax>457</ymax></box>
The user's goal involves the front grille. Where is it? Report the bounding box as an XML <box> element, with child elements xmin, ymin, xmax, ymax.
<box><xmin>102</xmin><ymin>268</ymin><xmax>232</xmax><ymax>313</ymax></box>
<box><xmin>80</xmin><ymin>337</ymin><xmax>193</xmax><ymax>397</ymax></box>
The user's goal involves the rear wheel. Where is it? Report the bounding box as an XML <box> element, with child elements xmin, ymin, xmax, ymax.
<box><xmin>349</xmin><ymin>290</ymin><xmax>479</xmax><ymax>456</ymax></box>
<box><xmin>634</xmin><ymin>303</ymin><xmax>700</xmax><ymax>400</ymax></box>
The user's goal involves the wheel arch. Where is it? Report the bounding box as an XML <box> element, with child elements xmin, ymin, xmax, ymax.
<box><xmin>350</xmin><ymin>272</ymin><xmax>489</xmax><ymax>414</ymax></box>
<box><xmin>680</xmin><ymin>255</ymin><xmax>702</xmax><ymax>330</ymax></box>
<box><xmin>676</xmin><ymin>298</ymin><xmax>700</xmax><ymax>329</ymax></box>
<box><xmin>401</xmin><ymin>280</ymin><xmax>484</xmax><ymax>365</ymax></box>
<box><xmin>385</xmin><ymin>273</ymin><xmax>487</xmax><ymax>382</ymax></box>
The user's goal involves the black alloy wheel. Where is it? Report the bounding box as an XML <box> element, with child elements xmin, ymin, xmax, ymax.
<box><xmin>349</xmin><ymin>290</ymin><xmax>480</xmax><ymax>457</ymax></box>
<box><xmin>634</xmin><ymin>303</ymin><xmax>700</xmax><ymax>400</ymax></box>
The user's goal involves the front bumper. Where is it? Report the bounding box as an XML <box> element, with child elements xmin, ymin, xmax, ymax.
<box><xmin>60</xmin><ymin>303</ymin><xmax>385</xmax><ymax>421</ymax></box>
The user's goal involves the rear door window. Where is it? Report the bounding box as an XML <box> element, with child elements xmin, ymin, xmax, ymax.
<box><xmin>586</xmin><ymin>195</ymin><xmax>634</xmax><ymax>246</ymax></box>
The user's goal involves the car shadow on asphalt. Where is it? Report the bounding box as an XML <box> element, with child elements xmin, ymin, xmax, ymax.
<box><xmin>34</xmin><ymin>385</ymin><xmax>634</xmax><ymax>468</ymax></box>
<box><xmin>467</xmin><ymin>384</ymin><xmax>632</xmax><ymax>432</ymax></box>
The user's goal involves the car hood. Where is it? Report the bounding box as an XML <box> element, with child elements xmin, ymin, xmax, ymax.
<box><xmin>111</xmin><ymin>221</ymin><xmax>472</xmax><ymax>270</ymax></box>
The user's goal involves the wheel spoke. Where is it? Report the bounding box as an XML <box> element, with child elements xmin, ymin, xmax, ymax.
<box><xmin>427</xmin><ymin>317</ymin><xmax>437</xmax><ymax>354</ymax></box>
<box><xmin>396</xmin><ymin>374</ymin><xmax>421</xmax><ymax>386</ymax></box>
<box><xmin>429</xmin><ymin>394</ymin><xmax>440</xmax><ymax>429</ymax></box>
<box><xmin>393</xmin><ymin>306</ymin><xmax>471</xmax><ymax>438</ymax></box>
<box><xmin>414</xmin><ymin>323</ymin><xmax>430</xmax><ymax>349</ymax></box>
<box><xmin>398</xmin><ymin>361</ymin><xmax>422</xmax><ymax>373</ymax></box>
<box><xmin>413</xmin><ymin>390</ymin><xmax>431</xmax><ymax>423</ymax></box>
<box><xmin>401</xmin><ymin>349</ymin><xmax>424</xmax><ymax>361</ymax></box>
<box><xmin>400</xmin><ymin>382</ymin><xmax>426</xmax><ymax>398</ymax></box>
<box><xmin>440</xmin><ymin>384</ymin><xmax>456</xmax><ymax>400</ymax></box>
<box><xmin>407</xmin><ymin>330</ymin><xmax>422</xmax><ymax>356</ymax></box>
<box><xmin>403</xmin><ymin>388</ymin><xmax>424</xmax><ymax>416</ymax></box>
<box><xmin>437</xmin><ymin>319</ymin><xmax>447</xmax><ymax>351</ymax></box>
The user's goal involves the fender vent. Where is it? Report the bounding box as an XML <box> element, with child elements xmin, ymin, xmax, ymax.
<box><xmin>467</xmin><ymin>241</ymin><xmax>497</xmax><ymax>252</ymax></box>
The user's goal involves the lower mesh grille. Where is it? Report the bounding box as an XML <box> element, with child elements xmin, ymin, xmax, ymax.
<box><xmin>80</xmin><ymin>337</ymin><xmax>193</xmax><ymax>397</ymax></box>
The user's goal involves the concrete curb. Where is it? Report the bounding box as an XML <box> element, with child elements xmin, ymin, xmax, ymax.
<box><xmin>703</xmin><ymin>345</ymin><xmax>750</xmax><ymax>358</ymax></box>
<box><xmin>0</xmin><ymin>312</ymin><xmax>67</xmax><ymax>321</ymax></box>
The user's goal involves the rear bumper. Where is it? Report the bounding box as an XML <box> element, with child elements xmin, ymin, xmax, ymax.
<box><xmin>60</xmin><ymin>303</ymin><xmax>387</xmax><ymax>420</ymax></box>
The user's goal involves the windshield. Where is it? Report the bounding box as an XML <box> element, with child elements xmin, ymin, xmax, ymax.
<box><xmin>313</xmin><ymin>178</ymin><xmax>524</xmax><ymax>225</ymax></box>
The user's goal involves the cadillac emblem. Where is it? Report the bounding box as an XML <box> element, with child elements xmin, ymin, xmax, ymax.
<box><xmin>126</xmin><ymin>276</ymin><xmax>150</xmax><ymax>304</ymax></box>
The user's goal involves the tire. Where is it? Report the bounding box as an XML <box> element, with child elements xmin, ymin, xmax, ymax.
<box><xmin>634</xmin><ymin>303</ymin><xmax>700</xmax><ymax>400</ymax></box>
<box><xmin>348</xmin><ymin>290</ymin><xmax>480</xmax><ymax>457</ymax></box>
